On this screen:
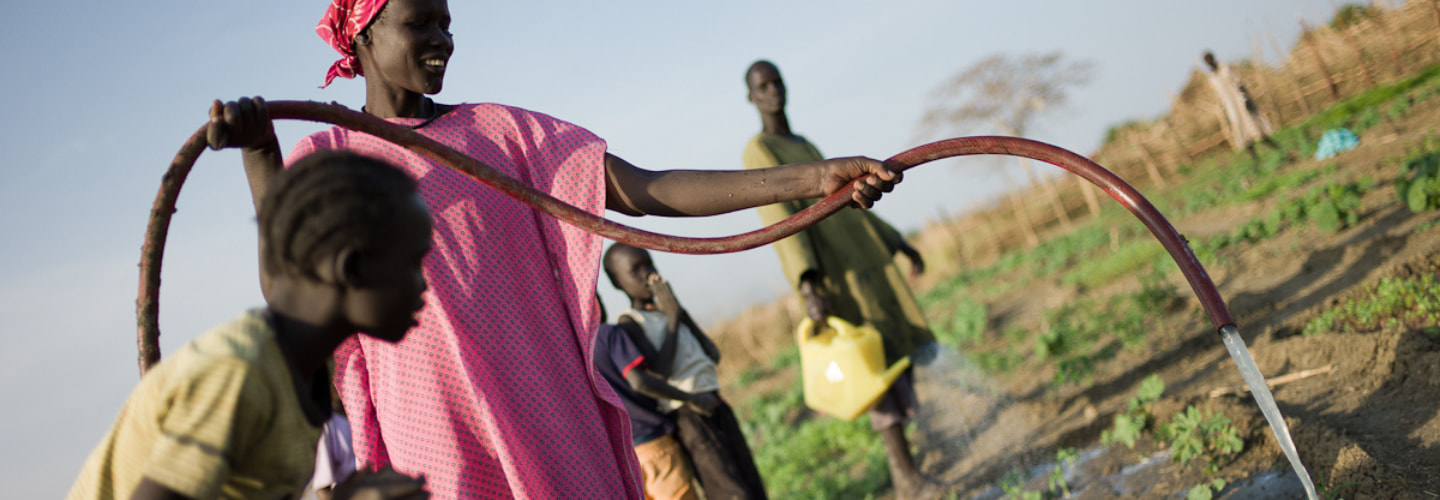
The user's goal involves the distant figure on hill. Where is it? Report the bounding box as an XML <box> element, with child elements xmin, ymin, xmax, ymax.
<box><xmin>740</xmin><ymin>59</ymin><xmax>944</xmax><ymax>500</ymax></box>
<box><xmin>1202</xmin><ymin>51</ymin><xmax>1276</xmax><ymax>154</ymax></box>
<box><xmin>603</xmin><ymin>243</ymin><xmax>768</xmax><ymax>500</ymax></box>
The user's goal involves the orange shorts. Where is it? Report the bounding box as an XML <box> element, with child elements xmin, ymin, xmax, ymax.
<box><xmin>633</xmin><ymin>434</ymin><xmax>699</xmax><ymax>500</ymax></box>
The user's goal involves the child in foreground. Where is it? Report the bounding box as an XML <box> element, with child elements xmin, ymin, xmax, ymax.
<box><xmin>605</xmin><ymin>243</ymin><xmax>767</xmax><ymax>499</ymax></box>
<box><xmin>66</xmin><ymin>151</ymin><xmax>432</xmax><ymax>500</ymax></box>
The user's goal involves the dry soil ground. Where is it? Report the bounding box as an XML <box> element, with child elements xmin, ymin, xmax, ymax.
<box><xmin>712</xmin><ymin>84</ymin><xmax>1440</xmax><ymax>500</ymax></box>
<box><xmin>899</xmin><ymin>88</ymin><xmax>1440</xmax><ymax>499</ymax></box>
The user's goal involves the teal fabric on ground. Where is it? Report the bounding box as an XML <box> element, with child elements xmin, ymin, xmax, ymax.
<box><xmin>1314</xmin><ymin>129</ymin><xmax>1359</xmax><ymax>160</ymax></box>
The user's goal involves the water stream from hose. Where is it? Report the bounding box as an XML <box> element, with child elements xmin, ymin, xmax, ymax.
<box><xmin>1220</xmin><ymin>324</ymin><xmax>1318</xmax><ymax>500</ymax></box>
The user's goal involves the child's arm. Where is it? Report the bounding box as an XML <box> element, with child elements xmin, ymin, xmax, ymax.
<box><xmin>603</xmin><ymin>153</ymin><xmax>899</xmax><ymax>217</ymax></box>
<box><xmin>645</xmin><ymin>276</ymin><xmax>687</xmax><ymax>375</ymax></box>
<box><xmin>653</xmin><ymin>279</ymin><xmax>722</xmax><ymax>364</ymax></box>
<box><xmin>797</xmin><ymin>272</ymin><xmax>833</xmax><ymax>337</ymax></box>
<box><xmin>680</xmin><ymin>311</ymin><xmax>722</xmax><ymax>364</ymax></box>
<box><xmin>206</xmin><ymin>98</ymin><xmax>283</xmax><ymax>213</ymax></box>
<box><xmin>623</xmin><ymin>368</ymin><xmax>720</xmax><ymax>417</ymax></box>
<box><xmin>896</xmin><ymin>241</ymin><xmax>926</xmax><ymax>277</ymax></box>
<box><xmin>616</xmin><ymin>316</ymin><xmax>675</xmax><ymax>377</ymax></box>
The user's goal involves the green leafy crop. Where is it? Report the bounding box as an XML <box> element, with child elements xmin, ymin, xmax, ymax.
<box><xmin>1158</xmin><ymin>405</ymin><xmax>1244</xmax><ymax>474</ymax></box>
<box><xmin>1186</xmin><ymin>478</ymin><xmax>1229</xmax><ymax>500</ymax></box>
<box><xmin>1101</xmin><ymin>374</ymin><xmax>1165</xmax><ymax>449</ymax></box>
<box><xmin>1304</xmin><ymin>274</ymin><xmax>1440</xmax><ymax>336</ymax></box>
<box><xmin>1394</xmin><ymin>136</ymin><xmax>1440</xmax><ymax>213</ymax></box>
<box><xmin>1047</xmin><ymin>447</ymin><xmax>1078</xmax><ymax>498</ymax></box>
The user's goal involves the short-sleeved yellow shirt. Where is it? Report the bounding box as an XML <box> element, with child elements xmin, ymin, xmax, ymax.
<box><xmin>67</xmin><ymin>310</ymin><xmax>324</xmax><ymax>500</ymax></box>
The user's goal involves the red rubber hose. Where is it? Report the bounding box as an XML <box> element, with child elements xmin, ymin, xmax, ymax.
<box><xmin>136</xmin><ymin>100</ymin><xmax>1234</xmax><ymax>375</ymax></box>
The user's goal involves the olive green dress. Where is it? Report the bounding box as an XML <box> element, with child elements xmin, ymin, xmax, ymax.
<box><xmin>742</xmin><ymin>132</ymin><xmax>934</xmax><ymax>365</ymax></box>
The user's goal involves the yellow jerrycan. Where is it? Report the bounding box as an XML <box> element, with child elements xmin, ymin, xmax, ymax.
<box><xmin>795</xmin><ymin>316</ymin><xmax>912</xmax><ymax>421</ymax></box>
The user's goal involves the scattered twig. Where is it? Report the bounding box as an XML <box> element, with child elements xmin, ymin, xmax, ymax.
<box><xmin>1208</xmin><ymin>365</ymin><xmax>1336</xmax><ymax>399</ymax></box>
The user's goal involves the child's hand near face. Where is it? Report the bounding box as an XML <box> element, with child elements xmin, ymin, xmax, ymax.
<box><xmin>332</xmin><ymin>468</ymin><xmax>429</xmax><ymax>500</ymax></box>
<box><xmin>648</xmin><ymin>274</ymin><xmax>682</xmax><ymax>319</ymax></box>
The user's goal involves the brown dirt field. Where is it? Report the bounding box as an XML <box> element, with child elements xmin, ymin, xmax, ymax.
<box><xmin>901</xmin><ymin>87</ymin><xmax>1440</xmax><ymax>499</ymax></box>
<box><xmin>710</xmin><ymin>65</ymin><xmax>1440</xmax><ymax>500</ymax></box>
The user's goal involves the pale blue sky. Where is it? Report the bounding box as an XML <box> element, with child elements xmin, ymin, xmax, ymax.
<box><xmin>1</xmin><ymin>0</ymin><xmax>1337</xmax><ymax>496</ymax></box>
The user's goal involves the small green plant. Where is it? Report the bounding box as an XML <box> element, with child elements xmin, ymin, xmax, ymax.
<box><xmin>999</xmin><ymin>468</ymin><xmax>1041</xmax><ymax>500</ymax></box>
<box><xmin>1185</xmin><ymin>478</ymin><xmax>1229</xmax><ymax>500</ymax></box>
<box><xmin>1196</xmin><ymin>178</ymin><xmax>1373</xmax><ymax>259</ymax></box>
<box><xmin>1158</xmin><ymin>405</ymin><xmax>1244</xmax><ymax>474</ymax></box>
<box><xmin>934</xmin><ymin>299</ymin><xmax>987</xmax><ymax>348</ymax></box>
<box><xmin>732</xmin><ymin>346</ymin><xmax>801</xmax><ymax>390</ymax></box>
<box><xmin>970</xmin><ymin>347</ymin><xmax>1024</xmax><ymax>374</ymax></box>
<box><xmin>1304</xmin><ymin>274</ymin><xmax>1440</xmax><ymax>335</ymax></box>
<box><xmin>1302</xmin><ymin>64</ymin><xmax>1440</xmax><ymax>133</ymax></box>
<box><xmin>1395</xmin><ymin>146</ymin><xmax>1440</xmax><ymax>213</ymax></box>
<box><xmin>1350</xmin><ymin>106</ymin><xmax>1383</xmax><ymax>132</ymax></box>
<box><xmin>1239</xmin><ymin>165</ymin><xmax>1326</xmax><ymax>202</ymax></box>
<box><xmin>1033</xmin><ymin>299</ymin><xmax>1123</xmax><ymax>385</ymax></box>
<box><xmin>1050</xmin><ymin>351</ymin><xmax>1101</xmax><ymax>385</ymax></box>
<box><xmin>1101</xmin><ymin>374</ymin><xmax>1165</xmax><ymax>449</ymax></box>
<box><xmin>1032</xmin><ymin>324</ymin><xmax>1075</xmax><ymax>362</ymax></box>
<box><xmin>1178</xmin><ymin>184</ymin><xmax>1224</xmax><ymax>216</ymax></box>
<box><xmin>733</xmin><ymin>367</ymin><xmax>763</xmax><ymax>390</ymax></box>
<box><xmin>1031</xmin><ymin>278</ymin><xmax>1178</xmax><ymax>387</ymax></box>
<box><xmin>1314</xmin><ymin>471</ymin><xmax>1368</xmax><ymax>500</ymax></box>
<box><xmin>1388</xmin><ymin>96</ymin><xmax>1413</xmax><ymax>121</ymax></box>
<box><xmin>770</xmin><ymin>346</ymin><xmax>800</xmax><ymax>370</ymax></box>
<box><xmin>1047</xmin><ymin>447</ymin><xmax>1078</xmax><ymax>497</ymax></box>
<box><xmin>1060</xmin><ymin>239</ymin><xmax>1166</xmax><ymax>290</ymax></box>
<box><xmin>1129</xmin><ymin>267</ymin><xmax>1181</xmax><ymax>330</ymax></box>
<box><xmin>740</xmin><ymin>383</ymin><xmax>889</xmax><ymax>499</ymax></box>
<box><xmin>1306</xmin><ymin>180</ymin><xmax>1371</xmax><ymax>233</ymax></box>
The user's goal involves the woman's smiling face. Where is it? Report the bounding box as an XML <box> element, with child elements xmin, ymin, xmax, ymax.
<box><xmin>358</xmin><ymin>0</ymin><xmax>454</xmax><ymax>96</ymax></box>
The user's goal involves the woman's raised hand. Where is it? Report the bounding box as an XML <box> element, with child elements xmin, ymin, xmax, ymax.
<box><xmin>814</xmin><ymin>156</ymin><xmax>901</xmax><ymax>209</ymax></box>
<box><xmin>207</xmin><ymin>96</ymin><xmax>277</xmax><ymax>151</ymax></box>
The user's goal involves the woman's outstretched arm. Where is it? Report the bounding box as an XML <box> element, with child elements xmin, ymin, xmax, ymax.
<box><xmin>603</xmin><ymin>153</ymin><xmax>900</xmax><ymax>217</ymax></box>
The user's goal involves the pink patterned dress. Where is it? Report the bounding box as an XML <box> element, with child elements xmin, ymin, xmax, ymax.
<box><xmin>289</xmin><ymin>103</ymin><xmax>643</xmax><ymax>499</ymax></box>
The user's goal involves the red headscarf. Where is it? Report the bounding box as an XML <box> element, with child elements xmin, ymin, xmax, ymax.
<box><xmin>316</xmin><ymin>0</ymin><xmax>391</xmax><ymax>88</ymax></box>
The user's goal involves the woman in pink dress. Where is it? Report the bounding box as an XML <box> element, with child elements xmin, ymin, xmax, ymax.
<box><xmin>206</xmin><ymin>0</ymin><xmax>901</xmax><ymax>498</ymax></box>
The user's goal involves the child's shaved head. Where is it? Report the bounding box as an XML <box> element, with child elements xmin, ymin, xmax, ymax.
<box><xmin>258</xmin><ymin>150</ymin><xmax>418</xmax><ymax>279</ymax></box>
<box><xmin>602</xmin><ymin>243</ymin><xmax>648</xmax><ymax>290</ymax></box>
